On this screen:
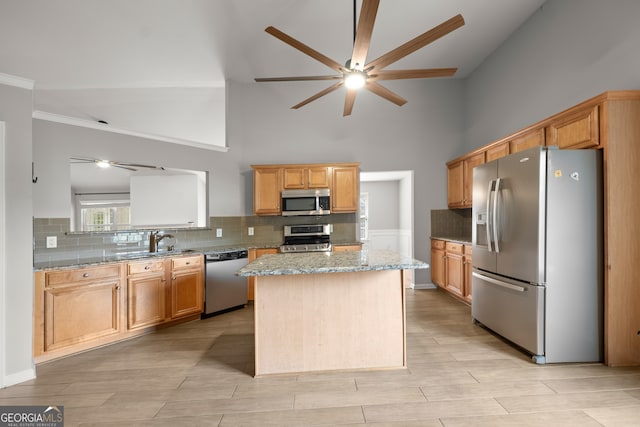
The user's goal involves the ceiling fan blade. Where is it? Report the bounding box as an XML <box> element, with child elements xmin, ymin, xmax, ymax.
<box><xmin>350</xmin><ymin>0</ymin><xmax>380</xmax><ymax>71</ymax></box>
<box><xmin>365</xmin><ymin>14</ymin><xmax>465</xmax><ymax>72</ymax></box>
<box><xmin>265</xmin><ymin>26</ymin><xmax>345</xmax><ymax>73</ymax></box>
<box><xmin>365</xmin><ymin>81</ymin><xmax>407</xmax><ymax>106</ymax></box>
<box><xmin>291</xmin><ymin>81</ymin><xmax>344</xmax><ymax>109</ymax></box>
<box><xmin>343</xmin><ymin>89</ymin><xmax>357</xmax><ymax>116</ymax></box>
<box><xmin>112</xmin><ymin>165</ymin><xmax>138</xmax><ymax>172</ymax></box>
<box><xmin>255</xmin><ymin>75</ymin><xmax>342</xmax><ymax>82</ymax></box>
<box><xmin>116</xmin><ymin>162</ymin><xmax>164</xmax><ymax>169</ymax></box>
<box><xmin>370</xmin><ymin>68</ymin><xmax>458</xmax><ymax>80</ymax></box>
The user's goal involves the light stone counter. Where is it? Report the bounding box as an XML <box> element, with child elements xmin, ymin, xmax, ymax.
<box><xmin>237</xmin><ymin>249</ymin><xmax>429</xmax><ymax>277</ymax></box>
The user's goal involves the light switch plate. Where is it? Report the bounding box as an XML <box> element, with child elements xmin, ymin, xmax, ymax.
<box><xmin>216</xmin><ymin>228</ymin><xmax>223</xmax><ymax>237</ymax></box>
<box><xmin>46</xmin><ymin>236</ymin><xmax>57</xmax><ymax>248</ymax></box>
<box><xmin>248</xmin><ymin>227</ymin><xmax>254</xmax><ymax>236</ymax></box>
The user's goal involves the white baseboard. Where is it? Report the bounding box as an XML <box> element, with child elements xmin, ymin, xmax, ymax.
<box><xmin>3</xmin><ymin>367</ymin><xmax>36</xmax><ymax>388</ymax></box>
<box><xmin>413</xmin><ymin>283</ymin><xmax>437</xmax><ymax>290</ymax></box>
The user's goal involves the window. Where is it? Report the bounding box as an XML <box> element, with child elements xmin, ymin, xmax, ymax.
<box><xmin>74</xmin><ymin>193</ymin><xmax>131</xmax><ymax>232</ymax></box>
<box><xmin>359</xmin><ymin>192</ymin><xmax>369</xmax><ymax>241</ymax></box>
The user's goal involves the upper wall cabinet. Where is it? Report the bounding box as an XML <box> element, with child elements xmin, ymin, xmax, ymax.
<box><xmin>447</xmin><ymin>152</ymin><xmax>484</xmax><ymax>209</ymax></box>
<box><xmin>509</xmin><ymin>127</ymin><xmax>546</xmax><ymax>153</ymax></box>
<box><xmin>283</xmin><ymin>166</ymin><xmax>330</xmax><ymax>189</ymax></box>
<box><xmin>546</xmin><ymin>105</ymin><xmax>599</xmax><ymax>149</ymax></box>
<box><xmin>252</xmin><ymin>162</ymin><xmax>360</xmax><ymax>215</ymax></box>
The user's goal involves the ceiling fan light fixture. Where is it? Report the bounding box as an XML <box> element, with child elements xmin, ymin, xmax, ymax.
<box><xmin>344</xmin><ymin>71</ymin><xmax>366</xmax><ymax>89</ymax></box>
<box><xmin>96</xmin><ymin>160</ymin><xmax>111</xmax><ymax>169</ymax></box>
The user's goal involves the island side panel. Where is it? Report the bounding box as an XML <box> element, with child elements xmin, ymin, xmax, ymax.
<box><xmin>254</xmin><ymin>269</ymin><xmax>406</xmax><ymax>376</ymax></box>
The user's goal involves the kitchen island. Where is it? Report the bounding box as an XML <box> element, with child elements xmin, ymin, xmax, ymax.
<box><xmin>237</xmin><ymin>249</ymin><xmax>428</xmax><ymax>376</ymax></box>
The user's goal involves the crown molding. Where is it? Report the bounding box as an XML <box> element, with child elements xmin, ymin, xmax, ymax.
<box><xmin>32</xmin><ymin>110</ymin><xmax>229</xmax><ymax>152</ymax></box>
<box><xmin>0</xmin><ymin>72</ymin><xmax>34</xmax><ymax>90</ymax></box>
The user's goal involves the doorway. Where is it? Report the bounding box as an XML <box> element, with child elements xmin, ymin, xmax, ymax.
<box><xmin>360</xmin><ymin>170</ymin><xmax>414</xmax><ymax>287</ymax></box>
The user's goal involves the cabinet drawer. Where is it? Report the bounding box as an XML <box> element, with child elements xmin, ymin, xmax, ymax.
<box><xmin>46</xmin><ymin>264</ymin><xmax>120</xmax><ymax>287</ymax></box>
<box><xmin>464</xmin><ymin>245</ymin><xmax>473</xmax><ymax>256</ymax></box>
<box><xmin>128</xmin><ymin>260</ymin><xmax>165</xmax><ymax>275</ymax></box>
<box><xmin>445</xmin><ymin>242</ymin><xmax>464</xmax><ymax>255</ymax></box>
<box><xmin>172</xmin><ymin>255</ymin><xmax>203</xmax><ymax>270</ymax></box>
<box><xmin>431</xmin><ymin>239</ymin><xmax>446</xmax><ymax>250</ymax></box>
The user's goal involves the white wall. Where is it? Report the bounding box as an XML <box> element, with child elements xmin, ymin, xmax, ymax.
<box><xmin>463</xmin><ymin>0</ymin><xmax>640</xmax><ymax>152</ymax></box>
<box><xmin>0</xmin><ymin>79</ymin><xmax>35</xmax><ymax>387</ymax></box>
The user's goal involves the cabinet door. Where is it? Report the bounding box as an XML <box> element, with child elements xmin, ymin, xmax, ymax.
<box><xmin>463</xmin><ymin>152</ymin><xmax>485</xmax><ymax>207</ymax></box>
<box><xmin>44</xmin><ymin>280</ymin><xmax>120</xmax><ymax>351</ymax></box>
<box><xmin>547</xmin><ymin>105</ymin><xmax>599</xmax><ymax>149</ymax></box>
<box><xmin>331</xmin><ymin>166</ymin><xmax>359</xmax><ymax>213</ymax></box>
<box><xmin>283</xmin><ymin>167</ymin><xmax>306</xmax><ymax>189</ymax></box>
<box><xmin>445</xmin><ymin>243</ymin><xmax>464</xmax><ymax>297</ymax></box>
<box><xmin>253</xmin><ymin>167</ymin><xmax>281</xmax><ymax>215</ymax></box>
<box><xmin>430</xmin><ymin>240</ymin><xmax>446</xmax><ymax>287</ymax></box>
<box><xmin>463</xmin><ymin>245</ymin><xmax>473</xmax><ymax>303</ymax></box>
<box><xmin>447</xmin><ymin>161</ymin><xmax>464</xmax><ymax>208</ymax></box>
<box><xmin>171</xmin><ymin>269</ymin><xmax>204</xmax><ymax>319</ymax></box>
<box><xmin>510</xmin><ymin>128</ymin><xmax>545</xmax><ymax>153</ymax></box>
<box><xmin>485</xmin><ymin>141</ymin><xmax>510</xmax><ymax>162</ymax></box>
<box><xmin>307</xmin><ymin>167</ymin><xmax>330</xmax><ymax>188</ymax></box>
<box><xmin>127</xmin><ymin>272</ymin><xmax>166</xmax><ymax>330</ymax></box>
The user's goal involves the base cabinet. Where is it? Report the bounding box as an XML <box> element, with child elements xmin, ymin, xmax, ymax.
<box><xmin>170</xmin><ymin>255</ymin><xmax>204</xmax><ymax>319</ymax></box>
<box><xmin>431</xmin><ymin>239</ymin><xmax>472</xmax><ymax>304</ymax></box>
<box><xmin>127</xmin><ymin>260</ymin><xmax>167</xmax><ymax>330</ymax></box>
<box><xmin>34</xmin><ymin>255</ymin><xmax>204</xmax><ymax>363</ymax></box>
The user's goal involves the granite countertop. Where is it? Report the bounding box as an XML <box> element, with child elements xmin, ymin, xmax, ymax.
<box><xmin>237</xmin><ymin>249</ymin><xmax>429</xmax><ymax>277</ymax></box>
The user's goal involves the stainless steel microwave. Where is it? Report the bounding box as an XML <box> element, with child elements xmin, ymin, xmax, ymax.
<box><xmin>281</xmin><ymin>188</ymin><xmax>331</xmax><ymax>216</ymax></box>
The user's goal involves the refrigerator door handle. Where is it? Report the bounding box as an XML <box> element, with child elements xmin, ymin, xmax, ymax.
<box><xmin>472</xmin><ymin>271</ymin><xmax>526</xmax><ymax>293</ymax></box>
<box><xmin>486</xmin><ymin>180</ymin><xmax>495</xmax><ymax>252</ymax></box>
<box><xmin>493</xmin><ymin>178</ymin><xmax>501</xmax><ymax>253</ymax></box>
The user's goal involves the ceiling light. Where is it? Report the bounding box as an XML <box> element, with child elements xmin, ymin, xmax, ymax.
<box><xmin>344</xmin><ymin>71</ymin><xmax>366</xmax><ymax>90</ymax></box>
<box><xmin>96</xmin><ymin>160</ymin><xmax>111</xmax><ymax>169</ymax></box>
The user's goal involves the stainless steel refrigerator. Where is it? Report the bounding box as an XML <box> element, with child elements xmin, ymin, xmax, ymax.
<box><xmin>472</xmin><ymin>146</ymin><xmax>603</xmax><ymax>364</ymax></box>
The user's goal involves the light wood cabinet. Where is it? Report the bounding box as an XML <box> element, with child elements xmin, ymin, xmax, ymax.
<box><xmin>444</xmin><ymin>242</ymin><xmax>464</xmax><ymax>298</ymax></box>
<box><xmin>509</xmin><ymin>127</ymin><xmax>545</xmax><ymax>153</ymax></box>
<box><xmin>430</xmin><ymin>239</ymin><xmax>446</xmax><ymax>288</ymax></box>
<box><xmin>41</xmin><ymin>264</ymin><xmax>122</xmax><ymax>353</ymax></box>
<box><xmin>283</xmin><ymin>166</ymin><xmax>330</xmax><ymax>189</ymax></box>
<box><xmin>170</xmin><ymin>255</ymin><xmax>204</xmax><ymax>319</ymax></box>
<box><xmin>546</xmin><ymin>104</ymin><xmax>599</xmax><ymax>149</ymax></box>
<box><xmin>431</xmin><ymin>239</ymin><xmax>472</xmax><ymax>303</ymax></box>
<box><xmin>485</xmin><ymin>141</ymin><xmax>510</xmax><ymax>162</ymax></box>
<box><xmin>331</xmin><ymin>165</ymin><xmax>359</xmax><ymax>213</ymax></box>
<box><xmin>253</xmin><ymin>167</ymin><xmax>281</xmax><ymax>215</ymax></box>
<box><xmin>252</xmin><ymin>162</ymin><xmax>359</xmax><ymax>215</ymax></box>
<box><xmin>126</xmin><ymin>260</ymin><xmax>167</xmax><ymax>330</ymax></box>
<box><xmin>447</xmin><ymin>152</ymin><xmax>484</xmax><ymax>208</ymax></box>
<box><xmin>463</xmin><ymin>245</ymin><xmax>473</xmax><ymax>303</ymax></box>
<box><xmin>34</xmin><ymin>254</ymin><xmax>205</xmax><ymax>363</ymax></box>
<box><xmin>247</xmin><ymin>248</ymin><xmax>279</xmax><ymax>300</ymax></box>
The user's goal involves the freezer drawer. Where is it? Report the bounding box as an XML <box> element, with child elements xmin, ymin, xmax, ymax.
<box><xmin>472</xmin><ymin>270</ymin><xmax>544</xmax><ymax>357</ymax></box>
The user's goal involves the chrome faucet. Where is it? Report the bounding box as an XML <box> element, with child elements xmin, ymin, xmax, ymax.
<box><xmin>149</xmin><ymin>231</ymin><xmax>174</xmax><ymax>253</ymax></box>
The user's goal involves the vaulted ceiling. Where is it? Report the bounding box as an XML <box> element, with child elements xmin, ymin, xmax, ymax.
<box><xmin>0</xmin><ymin>0</ymin><xmax>546</xmax><ymax>147</ymax></box>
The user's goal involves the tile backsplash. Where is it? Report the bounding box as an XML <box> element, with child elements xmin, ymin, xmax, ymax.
<box><xmin>430</xmin><ymin>209</ymin><xmax>472</xmax><ymax>239</ymax></box>
<box><xmin>33</xmin><ymin>214</ymin><xmax>357</xmax><ymax>265</ymax></box>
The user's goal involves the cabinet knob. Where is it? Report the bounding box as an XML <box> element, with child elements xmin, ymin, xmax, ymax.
<box><xmin>186</xmin><ymin>261</ymin><xmax>190</xmax><ymax>265</ymax></box>
<box><xmin>145</xmin><ymin>265</ymin><xmax>151</xmax><ymax>270</ymax></box>
<box><xmin>82</xmin><ymin>273</ymin><xmax>89</xmax><ymax>278</ymax></box>
<box><xmin>115</xmin><ymin>286</ymin><xmax>120</xmax><ymax>290</ymax></box>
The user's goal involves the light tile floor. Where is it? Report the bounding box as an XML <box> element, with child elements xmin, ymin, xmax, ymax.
<box><xmin>2</xmin><ymin>289</ymin><xmax>640</xmax><ymax>426</ymax></box>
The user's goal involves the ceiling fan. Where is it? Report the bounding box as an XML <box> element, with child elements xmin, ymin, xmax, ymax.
<box><xmin>255</xmin><ymin>0</ymin><xmax>465</xmax><ymax>116</ymax></box>
<box><xmin>69</xmin><ymin>157</ymin><xmax>165</xmax><ymax>172</ymax></box>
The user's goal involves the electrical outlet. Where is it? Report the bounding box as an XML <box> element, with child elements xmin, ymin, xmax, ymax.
<box><xmin>46</xmin><ymin>236</ymin><xmax>57</xmax><ymax>248</ymax></box>
<box><xmin>248</xmin><ymin>227</ymin><xmax>254</xmax><ymax>236</ymax></box>
<box><xmin>216</xmin><ymin>228</ymin><xmax>223</xmax><ymax>237</ymax></box>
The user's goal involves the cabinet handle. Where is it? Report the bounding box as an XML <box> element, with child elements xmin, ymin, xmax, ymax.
<box><xmin>82</xmin><ymin>273</ymin><xmax>89</xmax><ymax>278</ymax></box>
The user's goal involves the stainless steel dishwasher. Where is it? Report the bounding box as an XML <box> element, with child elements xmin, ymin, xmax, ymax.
<box><xmin>202</xmin><ymin>249</ymin><xmax>248</xmax><ymax>318</ymax></box>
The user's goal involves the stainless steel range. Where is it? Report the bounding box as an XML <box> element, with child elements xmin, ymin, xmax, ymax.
<box><xmin>280</xmin><ymin>224</ymin><xmax>331</xmax><ymax>253</ymax></box>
